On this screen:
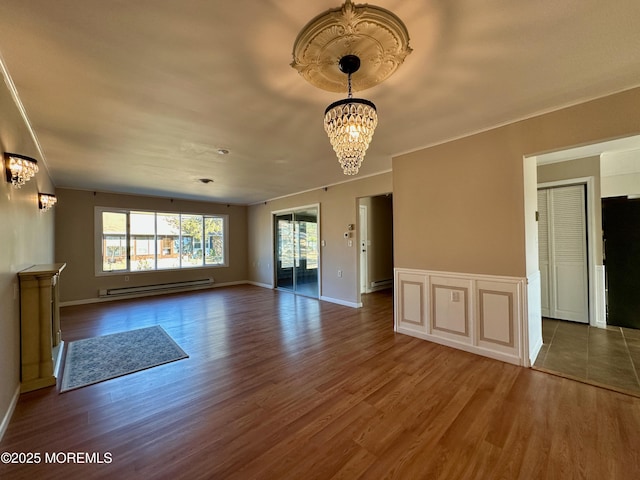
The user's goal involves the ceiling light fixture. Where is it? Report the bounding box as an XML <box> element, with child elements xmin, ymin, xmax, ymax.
<box><xmin>38</xmin><ymin>193</ymin><xmax>57</xmax><ymax>211</ymax></box>
<box><xmin>324</xmin><ymin>55</ymin><xmax>377</xmax><ymax>175</ymax></box>
<box><xmin>4</xmin><ymin>152</ymin><xmax>39</xmax><ymax>187</ymax></box>
<box><xmin>292</xmin><ymin>0</ymin><xmax>411</xmax><ymax>176</ymax></box>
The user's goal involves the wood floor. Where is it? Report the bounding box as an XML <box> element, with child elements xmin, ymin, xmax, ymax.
<box><xmin>2</xmin><ymin>285</ymin><xmax>640</xmax><ymax>479</ymax></box>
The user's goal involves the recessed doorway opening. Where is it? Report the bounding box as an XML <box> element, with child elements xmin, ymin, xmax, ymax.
<box><xmin>524</xmin><ymin>135</ymin><xmax>640</xmax><ymax>396</ymax></box>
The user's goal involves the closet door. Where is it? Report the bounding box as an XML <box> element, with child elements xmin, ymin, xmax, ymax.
<box><xmin>538</xmin><ymin>190</ymin><xmax>550</xmax><ymax>317</ymax></box>
<box><xmin>538</xmin><ymin>185</ymin><xmax>589</xmax><ymax>323</ymax></box>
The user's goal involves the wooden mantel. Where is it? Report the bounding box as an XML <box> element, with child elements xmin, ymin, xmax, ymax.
<box><xmin>18</xmin><ymin>263</ymin><xmax>66</xmax><ymax>393</ymax></box>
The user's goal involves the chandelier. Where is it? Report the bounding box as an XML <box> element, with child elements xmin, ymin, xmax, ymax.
<box><xmin>4</xmin><ymin>152</ymin><xmax>39</xmax><ymax>187</ymax></box>
<box><xmin>324</xmin><ymin>55</ymin><xmax>377</xmax><ymax>175</ymax></box>
<box><xmin>292</xmin><ymin>0</ymin><xmax>411</xmax><ymax>175</ymax></box>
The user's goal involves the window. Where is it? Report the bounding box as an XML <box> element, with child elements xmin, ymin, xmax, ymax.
<box><xmin>96</xmin><ymin>207</ymin><xmax>228</xmax><ymax>274</ymax></box>
<box><xmin>157</xmin><ymin>213</ymin><xmax>180</xmax><ymax>270</ymax></box>
<box><xmin>131</xmin><ymin>211</ymin><xmax>156</xmax><ymax>271</ymax></box>
<box><xmin>205</xmin><ymin>216</ymin><xmax>224</xmax><ymax>265</ymax></box>
<box><xmin>181</xmin><ymin>214</ymin><xmax>203</xmax><ymax>268</ymax></box>
<box><xmin>102</xmin><ymin>212</ymin><xmax>127</xmax><ymax>271</ymax></box>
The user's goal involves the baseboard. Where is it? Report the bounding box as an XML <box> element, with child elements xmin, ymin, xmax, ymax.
<box><xmin>396</xmin><ymin>327</ymin><xmax>522</xmax><ymax>366</ymax></box>
<box><xmin>320</xmin><ymin>296</ymin><xmax>362</xmax><ymax>308</ymax></box>
<box><xmin>60</xmin><ymin>280</ymin><xmax>254</xmax><ymax>307</ymax></box>
<box><xmin>247</xmin><ymin>281</ymin><xmax>274</xmax><ymax>289</ymax></box>
<box><xmin>60</xmin><ymin>280</ymin><xmax>362</xmax><ymax>309</ymax></box>
<box><xmin>0</xmin><ymin>384</ymin><xmax>20</xmax><ymax>442</ymax></box>
<box><xmin>250</xmin><ymin>283</ymin><xmax>360</xmax><ymax>307</ymax></box>
<box><xmin>368</xmin><ymin>284</ymin><xmax>393</xmax><ymax>293</ymax></box>
<box><xmin>529</xmin><ymin>335</ymin><xmax>543</xmax><ymax>367</ymax></box>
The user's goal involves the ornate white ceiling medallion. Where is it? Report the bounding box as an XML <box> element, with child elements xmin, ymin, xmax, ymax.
<box><xmin>291</xmin><ymin>0</ymin><xmax>412</xmax><ymax>93</ymax></box>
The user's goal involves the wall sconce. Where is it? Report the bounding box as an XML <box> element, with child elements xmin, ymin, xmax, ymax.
<box><xmin>4</xmin><ymin>152</ymin><xmax>39</xmax><ymax>188</ymax></box>
<box><xmin>38</xmin><ymin>193</ymin><xmax>57</xmax><ymax>211</ymax></box>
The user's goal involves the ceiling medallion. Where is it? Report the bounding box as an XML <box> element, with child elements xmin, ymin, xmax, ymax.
<box><xmin>291</xmin><ymin>0</ymin><xmax>412</xmax><ymax>93</ymax></box>
<box><xmin>293</xmin><ymin>0</ymin><xmax>410</xmax><ymax>176</ymax></box>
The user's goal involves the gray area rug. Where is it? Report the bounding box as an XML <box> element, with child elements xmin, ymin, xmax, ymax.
<box><xmin>60</xmin><ymin>326</ymin><xmax>188</xmax><ymax>392</ymax></box>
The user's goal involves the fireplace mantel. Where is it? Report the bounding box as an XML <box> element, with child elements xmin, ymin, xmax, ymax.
<box><xmin>18</xmin><ymin>263</ymin><xmax>66</xmax><ymax>393</ymax></box>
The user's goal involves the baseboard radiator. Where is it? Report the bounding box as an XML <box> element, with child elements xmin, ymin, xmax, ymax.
<box><xmin>99</xmin><ymin>278</ymin><xmax>214</xmax><ymax>297</ymax></box>
<box><xmin>370</xmin><ymin>279</ymin><xmax>393</xmax><ymax>289</ymax></box>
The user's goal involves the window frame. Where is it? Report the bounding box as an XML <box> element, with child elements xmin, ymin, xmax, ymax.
<box><xmin>94</xmin><ymin>206</ymin><xmax>229</xmax><ymax>276</ymax></box>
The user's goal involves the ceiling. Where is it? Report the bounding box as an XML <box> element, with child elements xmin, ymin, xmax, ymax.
<box><xmin>1</xmin><ymin>0</ymin><xmax>640</xmax><ymax>205</ymax></box>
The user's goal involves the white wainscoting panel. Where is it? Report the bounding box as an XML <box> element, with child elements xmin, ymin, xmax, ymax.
<box><xmin>395</xmin><ymin>272</ymin><xmax>428</xmax><ymax>334</ymax></box>
<box><xmin>431</xmin><ymin>276</ymin><xmax>473</xmax><ymax>344</ymax></box>
<box><xmin>476</xmin><ymin>280</ymin><xmax>521</xmax><ymax>358</ymax></box>
<box><xmin>395</xmin><ymin>268</ymin><xmax>527</xmax><ymax>365</ymax></box>
<box><xmin>479</xmin><ymin>290</ymin><xmax>512</xmax><ymax>344</ymax></box>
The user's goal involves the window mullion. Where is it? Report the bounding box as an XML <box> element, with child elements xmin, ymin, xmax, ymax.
<box><xmin>200</xmin><ymin>217</ymin><xmax>205</xmax><ymax>266</ymax></box>
<box><xmin>154</xmin><ymin>212</ymin><xmax>158</xmax><ymax>270</ymax></box>
<box><xmin>179</xmin><ymin>214</ymin><xmax>183</xmax><ymax>268</ymax></box>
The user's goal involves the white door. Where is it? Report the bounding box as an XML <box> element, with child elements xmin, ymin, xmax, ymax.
<box><xmin>538</xmin><ymin>185</ymin><xmax>589</xmax><ymax>323</ymax></box>
<box><xmin>359</xmin><ymin>205</ymin><xmax>368</xmax><ymax>294</ymax></box>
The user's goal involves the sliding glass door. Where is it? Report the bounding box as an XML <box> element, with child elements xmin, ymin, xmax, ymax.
<box><xmin>274</xmin><ymin>206</ymin><xmax>319</xmax><ymax>297</ymax></box>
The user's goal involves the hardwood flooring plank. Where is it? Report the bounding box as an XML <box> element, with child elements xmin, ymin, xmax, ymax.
<box><xmin>1</xmin><ymin>286</ymin><xmax>639</xmax><ymax>479</ymax></box>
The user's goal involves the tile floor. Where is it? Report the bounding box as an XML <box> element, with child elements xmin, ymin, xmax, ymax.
<box><xmin>534</xmin><ymin>318</ymin><xmax>640</xmax><ymax>395</ymax></box>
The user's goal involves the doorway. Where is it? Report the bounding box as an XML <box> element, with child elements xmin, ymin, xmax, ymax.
<box><xmin>274</xmin><ymin>206</ymin><xmax>320</xmax><ymax>298</ymax></box>
<box><xmin>358</xmin><ymin>194</ymin><xmax>393</xmax><ymax>302</ymax></box>
<box><xmin>602</xmin><ymin>196</ymin><xmax>640</xmax><ymax>329</ymax></box>
<box><xmin>525</xmin><ymin>139</ymin><xmax>640</xmax><ymax>394</ymax></box>
<box><xmin>533</xmin><ymin>179</ymin><xmax>640</xmax><ymax>394</ymax></box>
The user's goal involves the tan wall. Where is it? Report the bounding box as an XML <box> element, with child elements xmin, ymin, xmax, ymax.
<box><xmin>55</xmin><ymin>189</ymin><xmax>248</xmax><ymax>303</ymax></box>
<box><xmin>247</xmin><ymin>173</ymin><xmax>392</xmax><ymax>304</ymax></box>
<box><xmin>393</xmin><ymin>87</ymin><xmax>640</xmax><ymax>278</ymax></box>
<box><xmin>538</xmin><ymin>156</ymin><xmax>603</xmax><ymax>262</ymax></box>
<box><xmin>0</xmin><ymin>80</ymin><xmax>55</xmax><ymax>432</ymax></box>
<box><xmin>602</xmin><ymin>172</ymin><xmax>640</xmax><ymax>198</ymax></box>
